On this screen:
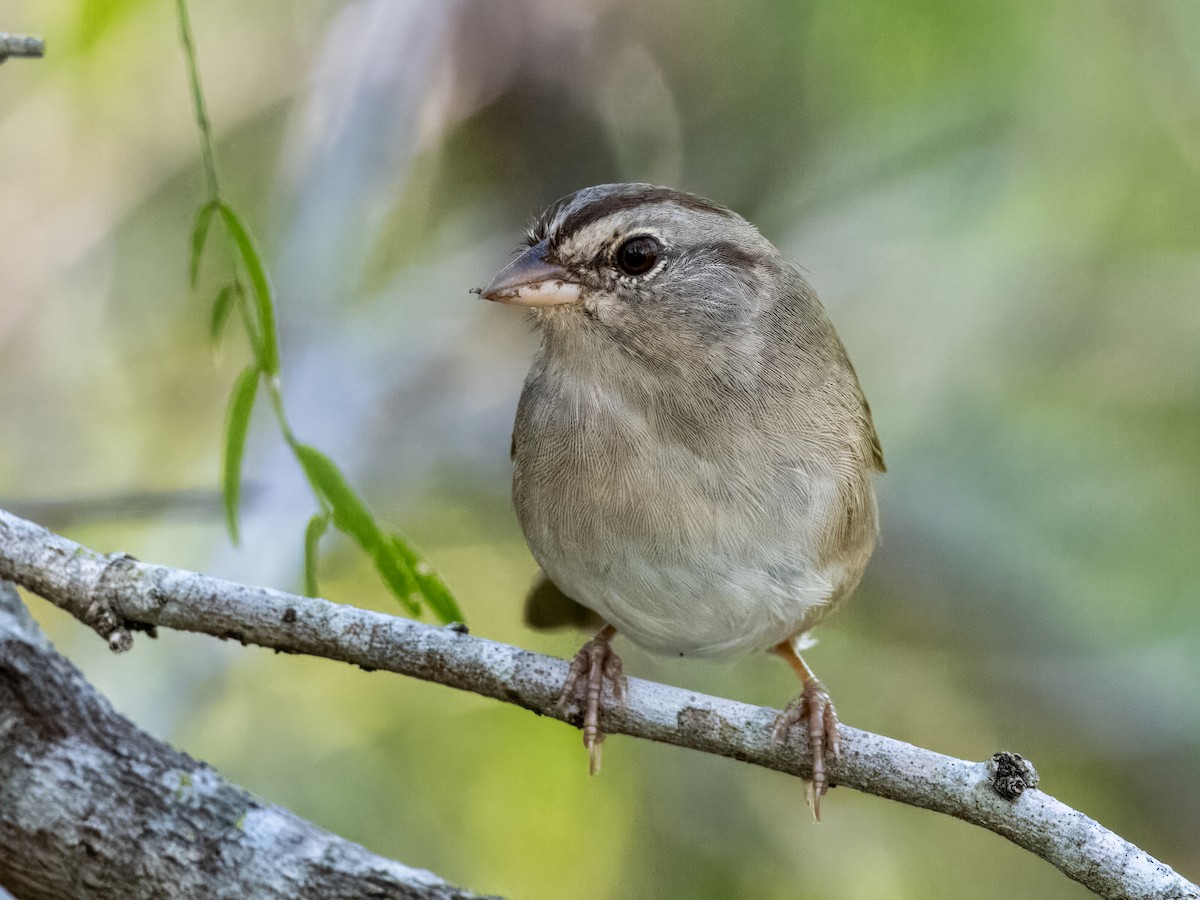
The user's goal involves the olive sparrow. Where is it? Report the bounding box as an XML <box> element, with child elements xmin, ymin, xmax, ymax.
<box><xmin>478</xmin><ymin>183</ymin><xmax>884</xmax><ymax>818</ymax></box>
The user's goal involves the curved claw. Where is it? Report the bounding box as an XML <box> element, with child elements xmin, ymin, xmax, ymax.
<box><xmin>773</xmin><ymin>678</ymin><xmax>841</xmax><ymax>821</ymax></box>
<box><xmin>557</xmin><ymin>625</ymin><xmax>624</xmax><ymax>775</ymax></box>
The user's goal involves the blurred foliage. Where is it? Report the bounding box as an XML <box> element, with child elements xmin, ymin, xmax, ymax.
<box><xmin>178</xmin><ymin>0</ymin><xmax>460</xmax><ymax>622</ymax></box>
<box><xmin>1</xmin><ymin>0</ymin><xmax>1198</xmax><ymax>897</ymax></box>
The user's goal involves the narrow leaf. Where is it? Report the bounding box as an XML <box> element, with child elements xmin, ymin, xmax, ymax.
<box><xmin>292</xmin><ymin>443</ymin><xmax>421</xmax><ymax>615</ymax></box>
<box><xmin>218</xmin><ymin>203</ymin><xmax>279</xmax><ymax>376</ymax></box>
<box><xmin>390</xmin><ymin>534</ymin><xmax>465</xmax><ymax>625</ymax></box>
<box><xmin>210</xmin><ymin>282</ymin><xmax>238</xmax><ymax>343</ymax></box>
<box><xmin>189</xmin><ymin>199</ymin><xmax>219</xmax><ymax>288</ymax></box>
<box><xmin>303</xmin><ymin>511</ymin><xmax>330</xmax><ymax>597</ymax></box>
<box><xmin>222</xmin><ymin>365</ymin><xmax>260</xmax><ymax>544</ymax></box>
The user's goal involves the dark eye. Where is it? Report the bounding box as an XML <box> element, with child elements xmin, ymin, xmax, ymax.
<box><xmin>615</xmin><ymin>236</ymin><xmax>660</xmax><ymax>276</ymax></box>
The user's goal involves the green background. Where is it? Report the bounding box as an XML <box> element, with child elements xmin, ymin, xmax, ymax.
<box><xmin>2</xmin><ymin>1</ymin><xmax>1198</xmax><ymax>897</ymax></box>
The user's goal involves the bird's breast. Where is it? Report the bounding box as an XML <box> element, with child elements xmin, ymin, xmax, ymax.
<box><xmin>511</xmin><ymin>365</ymin><xmax>874</xmax><ymax>658</ymax></box>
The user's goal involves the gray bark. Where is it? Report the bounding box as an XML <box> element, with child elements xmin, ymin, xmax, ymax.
<box><xmin>1</xmin><ymin>507</ymin><xmax>1197</xmax><ymax>900</ymax></box>
<box><xmin>0</xmin><ymin>579</ymin><xmax>482</xmax><ymax>899</ymax></box>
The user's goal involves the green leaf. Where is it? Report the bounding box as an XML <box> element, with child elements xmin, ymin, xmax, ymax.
<box><xmin>210</xmin><ymin>282</ymin><xmax>238</xmax><ymax>343</ymax></box>
<box><xmin>189</xmin><ymin>199</ymin><xmax>219</xmax><ymax>288</ymax></box>
<box><xmin>217</xmin><ymin>202</ymin><xmax>279</xmax><ymax>376</ymax></box>
<box><xmin>389</xmin><ymin>534</ymin><xmax>465</xmax><ymax>625</ymax></box>
<box><xmin>303</xmin><ymin>511</ymin><xmax>331</xmax><ymax>597</ymax></box>
<box><xmin>292</xmin><ymin>443</ymin><xmax>421</xmax><ymax>615</ymax></box>
<box><xmin>222</xmin><ymin>365</ymin><xmax>260</xmax><ymax>544</ymax></box>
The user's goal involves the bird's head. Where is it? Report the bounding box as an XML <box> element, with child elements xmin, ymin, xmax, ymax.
<box><xmin>480</xmin><ymin>183</ymin><xmax>787</xmax><ymax>369</ymax></box>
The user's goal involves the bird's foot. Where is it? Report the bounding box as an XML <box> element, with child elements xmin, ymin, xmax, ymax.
<box><xmin>557</xmin><ymin>625</ymin><xmax>624</xmax><ymax>775</ymax></box>
<box><xmin>773</xmin><ymin>678</ymin><xmax>841</xmax><ymax>821</ymax></box>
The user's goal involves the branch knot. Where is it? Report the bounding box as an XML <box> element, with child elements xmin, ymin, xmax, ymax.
<box><xmin>87</xmin><ymin>552</ymin><xmax>139</xmax><ymax>653</ymax></box>
<box><xmin>989</xmin><ymin>751</ymin><xmax>1039</xmax><ymax>801</ymax></box>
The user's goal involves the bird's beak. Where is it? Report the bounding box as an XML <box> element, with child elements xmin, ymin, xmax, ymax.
<box><xmin>479</xmin><ymin>240</ymin><xmax>582</xmax><ymax>307</ymax></box>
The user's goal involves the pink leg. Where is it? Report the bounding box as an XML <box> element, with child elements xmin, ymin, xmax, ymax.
<box><xmin>771</xmin><ymin>640</ymin><xmax>842</xmax><ymax>821</ymax></box>
<box><xmin>558</xmin><ymin>624</ymin><xmax>625</xmax><ymax>774</ymax></box>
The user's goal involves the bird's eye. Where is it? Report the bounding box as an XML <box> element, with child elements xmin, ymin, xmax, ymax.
<box><xmin>615</xmin><ymin>236</ymin><xmax>660</xmax><ymax>276</ymax></box>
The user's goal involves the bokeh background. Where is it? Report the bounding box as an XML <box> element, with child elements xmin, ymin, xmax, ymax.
<box><xmin>2</xmin><ymin>1</ymin><xmax>1198</xmax><ymax>897</ymax></box>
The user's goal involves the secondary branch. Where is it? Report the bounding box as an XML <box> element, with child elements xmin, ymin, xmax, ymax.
<box><xmin>0</xmin><ymin>578</ymin><xmax>480</xmax><ymax>898</ymax></box>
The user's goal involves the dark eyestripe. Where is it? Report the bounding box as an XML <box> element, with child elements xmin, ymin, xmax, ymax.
<box><xmin>706</xmin><ymin>241</ymin><xmax>760</xmax><ymax>271</ymax></box>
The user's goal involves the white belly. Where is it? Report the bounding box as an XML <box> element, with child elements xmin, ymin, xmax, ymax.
<box><xmin>571</xmin><ymin>551</ymin><xmax>834</xmax><ymax>658</ymax></box>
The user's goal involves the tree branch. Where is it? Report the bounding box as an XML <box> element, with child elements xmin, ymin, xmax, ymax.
<box><xmin>0</xmin><ymin>577</ymin><xmax>482</xmax><ymax>899</ymax></box>
<box><xmin>0</xmin><ymin>33</ymin><xmax>44</xmax><ymax>62</ymax></box>
<box><xmin>0</xmin><ymin>507</ymin><xmax>1196</xmax><ymax>900</ymax></box>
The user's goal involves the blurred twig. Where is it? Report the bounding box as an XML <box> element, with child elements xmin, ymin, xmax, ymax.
<box><xmin>0</xmin><ymin>487</ymin><xmax>250</xmax><ymax>532</ymax></box>
<box><xmin>0</xmin><ymin>33</ymin><xmax>44</xmax><ymax>63</ymax></box>
<box><xmin>0</xmin><ymin>507</ymin><xmax>1196</xmax><ymax>900</ymax></box>
<box><xmin>0</xmin><ymin>580</ymin><xmax>480</xmax><ymax>900</ymax></box>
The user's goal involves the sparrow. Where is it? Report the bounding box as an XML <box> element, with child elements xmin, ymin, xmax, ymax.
<box><xmin>478</xmin><ymin>183</ymin><xmax>884</xmax><ymax>818</ymax></box>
